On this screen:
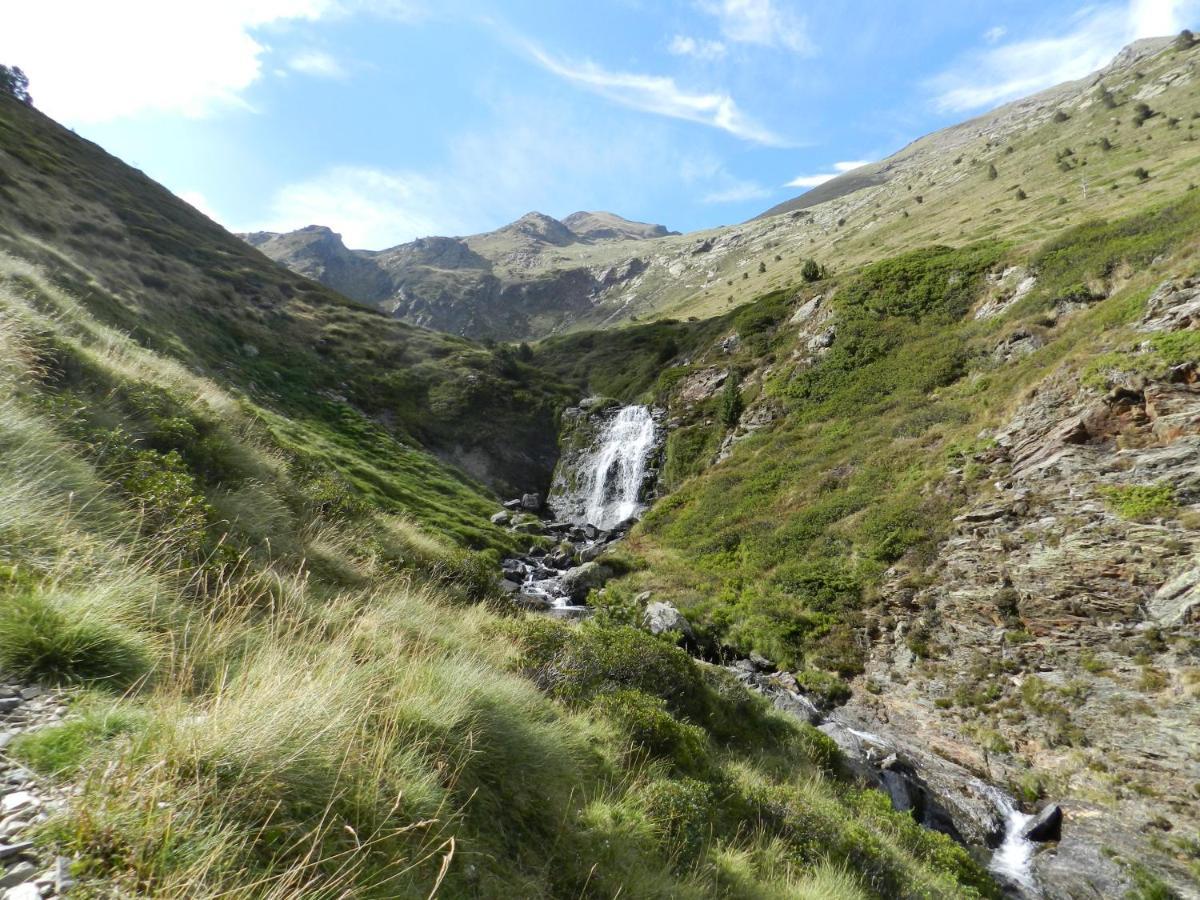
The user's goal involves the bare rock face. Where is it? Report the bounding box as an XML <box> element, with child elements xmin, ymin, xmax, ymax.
<box><xmin>848</xmin><ymin>278</ymin><xmax>1200</xmax><ymax>898</ymax></box>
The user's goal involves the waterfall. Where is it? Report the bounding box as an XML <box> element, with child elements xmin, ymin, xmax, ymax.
<box><xmin>981</xmin><ymin>785</ymin><xmax>1040</xmax><ymax>897</ymax></box>
<box><xmin>576</xmin><ymin>405</ymin><xmax>656</xmax><ymax>530</ymax></box>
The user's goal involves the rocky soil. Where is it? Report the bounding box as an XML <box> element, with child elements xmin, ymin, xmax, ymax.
<box><xmin>0</xmin><ymin>681</ymin><xmax>77</xmax><ymax>899</ymax></box>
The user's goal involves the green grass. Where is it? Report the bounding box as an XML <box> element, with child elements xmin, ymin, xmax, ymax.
<box><xmin>1099</xmin><ymin>483</ymin><xmax>1179</xmax><ymax>520</ymax></box>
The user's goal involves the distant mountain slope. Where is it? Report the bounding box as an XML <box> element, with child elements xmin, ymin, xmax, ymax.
<box><xmin>248</xmin><ymin>35</ymin><xmax>1200</xmax><ymax>341</ymax></box>
<box><xmin>241</xmin><ymin>210</ymin><xmax>675</xmax><ymax>340</ymax></box>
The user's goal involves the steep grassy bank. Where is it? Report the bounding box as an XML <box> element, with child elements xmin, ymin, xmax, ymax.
<box><xmin>0</xmin><ymin>93</ymin><xmax>571</xmax><ymax>512</ymax></box>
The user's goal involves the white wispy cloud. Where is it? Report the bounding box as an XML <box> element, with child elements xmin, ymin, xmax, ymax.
<box><xmin>929</xmin><ymin>0</ymin><xmax>1200</xmax><ymax>114</ymax></box>
<box><xmin>523</xmin><ymin>41</ymin><xmax>785</xmax><ymax>145</ymax></box>
<box><xmin>668</xmin><ymin>35</ymin><xmax>728</xmax><ymax>60</ymax></box>
<box><xmin>983</xmin><ymin>26</ymin><xmax>1007</xmax><ymax>44</ymax></box>
<box><xmin>288</xmin><ymin>50</ymin><xmax>347</xmax><ymax>79</ymax></box>
<box><xmin>698</xmin><ymin>0</ymin><xmax>812</xmax><ymax>53</ymax></box>
<box><xmin>702</xmin><ymin>180</ymin><xmax>772</xmax><ymax>203</ymax></box>
<box><xmin>177</xmin><ymin>189</ymin><xmax>224</xmax><ymax>223</ymax></box>
<box><xmin>785</xmin><ymin>159</ymin><xmax>872</xmax><ymax>189</ymax></box>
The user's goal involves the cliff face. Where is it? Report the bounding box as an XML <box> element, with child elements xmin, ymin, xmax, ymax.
<box><xmin>854</xmin><ymin>280</ymin><xmax>1200</xmax><ymax>896</ymax></box>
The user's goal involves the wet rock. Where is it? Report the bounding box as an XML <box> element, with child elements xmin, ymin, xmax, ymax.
<box><xmin>643</xmin><ymin>602</ymin><xmax>694</xmax><ymax>640</ymax></box>
<box><xmin>514</xmin><ymin>594</ymin><xmax>553</xmax><ymax>612</ymax></box>
<box><xmin>1021</xmin><ymin>804</ymin><xmax>1063</xmax><ymax>842</ymax></box>
<box><xmin>0</xmin><ymin>701</ymin><xmax>18</xmax><ymax>716</ymax></box>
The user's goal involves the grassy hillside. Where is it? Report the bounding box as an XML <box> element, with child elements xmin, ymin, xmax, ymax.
<box><xmin>0</xmin><ymin>92</ymin><xmax>571</xmax><ymax>528</ymax></box>
<box><xmin>0</xmin><ymin>83</ymin><xmax>998</xmax><ymax>898</ymax></box>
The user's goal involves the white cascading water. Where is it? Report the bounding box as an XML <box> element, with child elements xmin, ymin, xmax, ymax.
<box><xmin>982</xmin><ymin>785</ymin><xmax>1039</xmax><ymax>897</ymax></box>
<box><xmin>578</xmin><ymin>405</ymin><xmax>656</xmax><ymax>530</ymax></box>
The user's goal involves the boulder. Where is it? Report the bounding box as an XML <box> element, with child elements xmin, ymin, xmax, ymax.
<box><xmin>578</xmin><ymin>543</ymin><xmax>605</xmax><ymax>563</ymax></box>
<box><xmin>511</xmin><ymin>521</ymin><xmax>541</xmax><ymax>535</ymax></box>
<box><xmin>498</xmin><ymin>579</ymin><xmax>522</xmax><ymax>594</ymax></box>
<box><xmin>503</xmin><ymin>498</ymin><xmax>523</xmax><ymax>510</ymax></box>
<box><xmin>521</xmin><ymin>493</ymin><xmax>542</xmax><ymax>511</ymax></box>
<box><xmin>749</xmin><ymin>651</ymin><xmax>776</xmax><ymax>672</ymax></box>
<box><xmin>514</xmin><ymin>593</ymin><xmax>553</xmax><ymax>612</ymax></box>
<box><xmin>643</xmin><ymin>601</ymin><xmax>694</xmax><ymax>639</ymax></box>
<box><xmin>1021</xmin><ymin>804</ymin><xmax>1063</xmax><ymax>842</ymax></box>
<box><xmin>560</xmin><ymin>562</ymin><xmax>613</xmax><ymax>603</ymax></box>
<box><xmin>490</xmin><ymin>511</ymin><xmax>510</xmax><ymax>525</ymax></box>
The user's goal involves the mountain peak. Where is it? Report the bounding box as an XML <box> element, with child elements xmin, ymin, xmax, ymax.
<box><xmin>561</xmin><ymin>210</ymin><xmax>676</xmax><ymax>241</ymax></box>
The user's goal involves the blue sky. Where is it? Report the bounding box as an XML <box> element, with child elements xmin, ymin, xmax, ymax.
<box><xmin>4</xmin><ymin>1</ymin><xmax>1197</xmax><ymax>248</ymax></box>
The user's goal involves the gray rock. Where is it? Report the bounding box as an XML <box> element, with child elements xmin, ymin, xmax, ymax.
<box><xmin>3</xmin><ymin>882</ymin><xmax>40</xmax><ymax>900</ymax></box>
<box><xmin>489</xmin><ymin>511</ymin><xmax>510</xmax><ymax>525</ymax></box>
<box><xmin>520</xmin><ymin>493</ymin><xmax>541</xmax><ymax>511</ymax></box>
<box><xmin>578</xmin><ymin>543</ymin><xmax>605</xmax><ymax>563</ymax></box>
<box><xmin>560</xmin><ymin>562</ymin><xmax>613</xmax><ymax>603</ymax></box>
<box><xmin>642</xmin><ymin>602</ymin><xmax>694</xmax><ymax>639</ymax></box>
<box><xmin>0</xmin><ymin>844</ymin><xmax>31</xmax><ymax>863</ymax></box>
<box><xmin>502</xmin><ymin>498</ymin><xmax>523</xmax><ymax>510</ymax></box>
<box><xmin>0</xmin><ymin>701</ymin><xmax>19</xmax><ymax>715</ymax></box>
<box><xmin>498</xmin><ymin>579</ymin><xmax>522</xmax><ymax>594</ymax></box>
<box><xmin>748</xmin><ymin>651</ymin><xmax>775</xmax><ymax>672</ymax></box>
<box><xmin>0</xmin><ymin>862</ymin><xmax>35</xmax><ymax>889</ymax></box>
<box><xmin>1021</xmin><ymin>804</ymin><xmax>1063</xmax><ymax>842</ymax></box>
<box><xmin>514</xmin><ymin>593</ymin><xmax>553</xmax><ymax>612</ymax></box>
<box><xmin>0</xmin><ymin>796</ymin><xmax>36</xmax><ymax>818</ymax></box>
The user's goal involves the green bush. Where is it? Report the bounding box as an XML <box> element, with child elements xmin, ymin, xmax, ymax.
<box><xmin>0</xmin><ymin>593</ymin><xmax>152</xmax><ymax>688</ymax></box>
<box><xmin>1099</xmin><ymin>483</ymin><xmax>1177</xmax><ymax>520</ymax></box>
<box><xmin>635</xmin><ymin>777</ymin><xmax>716</xmax><ymax>865</ymax></box>
<box><xmin>594</xmin><ymin>690</ymin><xmax>712</xmax><ymax>776</ymax></box>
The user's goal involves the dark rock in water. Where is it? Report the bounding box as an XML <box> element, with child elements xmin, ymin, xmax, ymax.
<box><xmin>521</xmin><ymin>493</ymin><xmax>542</xmax><ymax>511</ymax></box>
<box><xmin>503</xmin><ymin>498</ymin><xmax>523</xmax><ymax>510</ymax></box>
<box><xmin>548</xmin><ymin>548</ymin><xmax>575</xmax><ymax>569</ymax></box>
<box><xmin>643</xmin><ymin>602</ymin><xmax>694</xmax><ymax>640</ymax></box>
<box><xmin>501</xmin><ymin>560</ymin><xmax>526</xmax><ymax>579</ymax></box>
<box><xmin>610</xmin><ymin>516</ymin><xmax>639</xmax><ymax>534</ymax></box>
<box><xmin>527</xmin><ymin>546</ymin><xmax>547</xmax><ymax>558</ymax></box>
<box><xmin>1021</xmin><ymin>804</ymin><xmax>1063</xmax><ymax>842</ymax></box>
<box><xmin>514</xmin><ymin>593</ymin><xmax>553</xmax><ymax>612</ymax></box>
<box><xmin>583</xmin><ymin>524</ymin><xmax>600</xmax><ymax>540</ymax></box>
<box><xmin>490</xmin><ymin>511</ymin><xmax>510</xmax><ymax>525</ymax></box>
<box><xmin>545</xmin><ymin>521</ymin><xmax>572</xmax><ymax>533</ymax></box>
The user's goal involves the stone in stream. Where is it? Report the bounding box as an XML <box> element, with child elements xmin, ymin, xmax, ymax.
<box><xmin>498</xmin><ymin>579</ymin><xmax>522</xmax><ymax>594</ymax></box>
<box><xmin>560</xmin><ymin>562</ymin><xmax>613</xmax><ymax>603</ymax></box>
<box><xmin>748</xmin><ymin>651</ymin><xmax>776</xmax><ymax>672</ymax></box>
<box><xmin>1021</xmin><ymin>804</ymin><xmax>1063</xmax><ymax>842</ymax></box>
